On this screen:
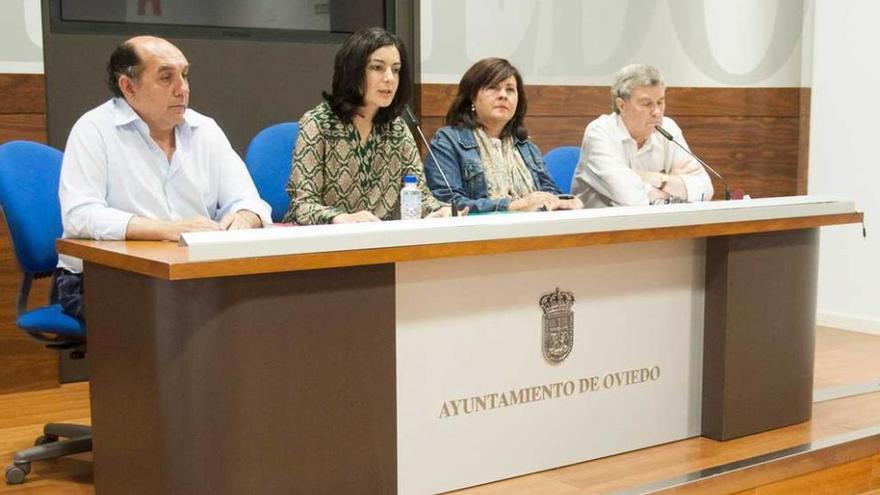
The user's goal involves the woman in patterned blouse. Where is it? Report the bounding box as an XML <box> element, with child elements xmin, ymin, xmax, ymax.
<box><xmin>284</xmin><ymin>27</ymin><xmax>451</xmax><ymax>224</ymax></box>
<box><xmin>424</xmin><ymin>58</ymin><xmax>583</xmax><ymax>213</ymax></box>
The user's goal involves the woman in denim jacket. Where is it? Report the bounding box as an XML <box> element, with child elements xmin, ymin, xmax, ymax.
<box><xmin>424</xmin><ymin>58</ymin><xmax>583</xmax><ymax>213</ymax></box>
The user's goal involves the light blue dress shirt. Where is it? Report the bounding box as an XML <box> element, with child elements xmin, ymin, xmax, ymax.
<box><xmin>58</xmin><ymin>98</ymin><xmax>271</xmax><ymax>272</ymax></box>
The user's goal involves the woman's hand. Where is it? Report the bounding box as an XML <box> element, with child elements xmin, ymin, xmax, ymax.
<box><xmin>331</xmin><ymin>211</ymin><xmax>381</xmax><ymax>224</ymax></box>
<box><xmin>509</xmin><ymin>191</ymin><xmax>567</xmax><ymax>212</ymax></box>
<box><xmin>509</xmin><ymin>191</ymin><xmax>559</xmax><ymax>211</ymax></box>
<box><xmin>426</xmin><ymin>205</ymin><xmax>470</xmax><ymax>218</ymax></box>
<box><xmin>555</xmin><ymin>196</ymin><xmax>583</xmax><ymax>210</ymax></box>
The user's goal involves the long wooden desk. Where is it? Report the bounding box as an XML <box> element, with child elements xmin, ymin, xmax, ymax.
<box><xmin>58</xmin><ymin>196</ymin><xmax>863</xmax><ymax>494</ymax></box>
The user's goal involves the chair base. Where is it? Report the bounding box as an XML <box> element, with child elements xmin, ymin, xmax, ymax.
<box><xmin>5</xmin><ymin>423</ymin><xmax>92</xmax><ymax>485</ymax></box>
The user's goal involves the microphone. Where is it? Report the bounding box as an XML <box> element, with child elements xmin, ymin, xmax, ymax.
<box><xmin>402</xmin><ymin>105</ymin><xmax>458</xmax><ymax>216</ymax></box>
<box><xmin>654</xmin><ymin>124</ymin><xmax>743</xmax><ymax>200</ymax></box>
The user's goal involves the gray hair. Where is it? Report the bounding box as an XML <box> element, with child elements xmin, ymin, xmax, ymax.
<box><xmin>610</xmin><ymin>64</ymin><xmax>665</xmax><ymax>114</ymax></box>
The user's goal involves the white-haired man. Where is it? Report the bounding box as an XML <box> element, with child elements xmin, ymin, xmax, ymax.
<box><xmin>571</xmin><ymin>64</ymin><xmax>713</xmax><ymax>208</ymax></box>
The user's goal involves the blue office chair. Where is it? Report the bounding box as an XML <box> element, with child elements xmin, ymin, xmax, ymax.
<box><xmin>0</xmin><ymin>141</ymin><xmax>90</xmax><ymax>485</ymax></box>
<box><xmin>244</xmin><ymin>122</ymin><xmax>300</xmax><ymax>223</ymax></box>
<box><xmin>543</xmin><ymin>146</ymin><xmax>581</xmax><ymax>194</ymax></box>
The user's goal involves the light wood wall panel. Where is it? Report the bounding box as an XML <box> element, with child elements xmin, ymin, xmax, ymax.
<box><xmin>418</xmin><ymin>84</ymin><xmax>810</xmax><ymax>199</ymax></box>
<box><xmin>0</xmin><ymin>74</ymin><xmax>57</xmax><ymax>395</ymax></box>
<box><xmin>0</xmin><ymin>73</ymin><xmax>47</xmax><ymax>144</ymax></box>
<box><xmin>0</xmin><ymin>74</ymin><xmax>45</xmax><ymax>114</ymax></box>
<box><xmin>0</xmin><ymin>114</ymin><xmax>47</xmax><ymax>144</ymax></box>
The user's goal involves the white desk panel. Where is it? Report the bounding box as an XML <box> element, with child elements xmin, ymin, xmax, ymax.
<box><xmin>396</xmin><ymin>239</ymin><xmax>705</xmax><ymax>494</ymax></box>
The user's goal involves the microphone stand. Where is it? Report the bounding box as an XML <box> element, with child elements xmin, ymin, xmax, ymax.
<box><xmin>654</xmin><ymin>124</ymin><xmax>739</xmax><ymax>200</ymax></box>
<box><xmin>403</xmin><ymin>105</ymin><xmax>458</xmax><ymax>216</ymax></box>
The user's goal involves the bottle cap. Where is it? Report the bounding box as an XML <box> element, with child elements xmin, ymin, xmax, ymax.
<box><xmin>403</xmin><ymin>175</ymin><xmax>417</xmax><ymax>184</ymax></box>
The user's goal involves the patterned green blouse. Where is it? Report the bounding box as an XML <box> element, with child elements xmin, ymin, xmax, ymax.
<box><xmin>283</xmin><ymin>102</ymin><xmax>443</xmax><ymax>225</ymax></box>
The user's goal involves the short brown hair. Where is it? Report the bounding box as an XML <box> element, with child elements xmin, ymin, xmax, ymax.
<box><xmin>445</xmin><ymin>58</ymin><xmax>528</xmax><ymax>140</ymax></box>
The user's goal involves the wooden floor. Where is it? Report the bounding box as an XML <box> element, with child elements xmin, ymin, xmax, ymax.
<box><xmin>0</xmin><ymin>383</ymin><xmax>91</xmax><ymax>494</ymax></box>
<box><xmin>814</xmin><ymin>326</ymin><xmax>880</xmax><ymax>389</ymax></box>
<box><xmin>1</xmin><ymin>327</ymin><xmax>879</xmax><ymax>494</ymax></box>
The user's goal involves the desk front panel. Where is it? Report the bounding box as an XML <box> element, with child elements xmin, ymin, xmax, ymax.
<box><xmin>86</xmin><ymin>263</ymin><xmax>398</xmax><ymax>495</ymax></box>
<box><xmin>80</xmin><ymin>228</ymin><xmax>821</xmax><ymax>494</ymax></box>
<box><xmin>396</xmin><ymin>239</ymin><xmax>706</xmax><ymax>494</ymax></box>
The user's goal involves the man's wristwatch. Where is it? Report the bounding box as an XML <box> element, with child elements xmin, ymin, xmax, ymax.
<box><xmin>658</xmin><ymin>173</ymin><xmax>668</xmax><ymax>190</ymax></box>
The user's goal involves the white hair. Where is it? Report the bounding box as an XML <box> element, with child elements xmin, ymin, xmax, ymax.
<box><xmin>611</xmin><ymin>64</ymin><xmax>665</xmax><ymax>113</ymax></box>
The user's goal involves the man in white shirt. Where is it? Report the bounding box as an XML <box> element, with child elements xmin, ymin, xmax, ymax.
<box><xmin>571</xmin><ymin>64</ymin><xmax>714</xmax><ymax>208</ymax></box>
<box><xmin>56</xmin><ymin>36</ymin><xmax>271</xmax><ymax>319</ymax></box>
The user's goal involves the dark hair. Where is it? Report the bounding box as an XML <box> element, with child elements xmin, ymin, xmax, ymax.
<box><xmin>445</xmin><ymin>58</ymin><xmax>528</xmax><ymax>140</ymax></box>
<box><xmin>106</xmin><ymin>41</ymin><xmax>142</xmax><ymax>97</ymax></box>
<box><xmin>323</xmin><ymin>27</ymin><xmax>411</xmax><ymax>127</ymax></box>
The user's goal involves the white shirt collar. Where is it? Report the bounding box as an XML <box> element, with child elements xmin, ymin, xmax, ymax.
<box><xmin>111</xmin><ymin>97</ymin><xmax>200</xmax><ymax>130</ymax></box>
<box><xmin>613</xmin><ymin>113</ymin><xmax>659</xmax><ymax>149</ymax></box>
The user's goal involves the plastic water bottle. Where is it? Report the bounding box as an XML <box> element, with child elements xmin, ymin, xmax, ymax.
<box><xmin>400</xmin><ymin>174</ymin><xmax>422</xmax><ymax>220</ymax></box>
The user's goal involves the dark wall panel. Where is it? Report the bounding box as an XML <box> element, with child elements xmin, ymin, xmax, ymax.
<box><xmin>41</xmin><ymin>0</ymin><xmax>416</xmax><ymax>155</ymax></box>
<box><xmin>43</xmin><ymin>34</ymin><xmax>338</xmax><ymax>154</ymax></box>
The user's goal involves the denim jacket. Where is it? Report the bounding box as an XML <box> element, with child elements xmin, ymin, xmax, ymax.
<box><xmin>424</xmin><ymin>125</ymin><xmax>561</xmax><ymax>213</ymax></box>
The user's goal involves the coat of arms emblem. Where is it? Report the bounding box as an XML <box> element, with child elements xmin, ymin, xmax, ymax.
<box><xmin>540</xmin><ymin>288</ymin><xmax>575</xmax><ymax>363</ymax></box>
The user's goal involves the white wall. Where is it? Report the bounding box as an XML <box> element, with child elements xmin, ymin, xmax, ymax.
<box><xmin>421</xmin><ymin>0</ymin><xmax>812</xmax><ymax>87</ymax></box>
<box><xmin>424</xmin><ymin>0</ymin><xmax>879</xmax><ymax>336</ymax></box>
<box><xmin>810</xmin><ymin>0</ymin><xmax>880</xmax><ymax>334</ymax></box>
<box><xmin>0</xmin><ymin>0</ymin><xmax>42</xmax><ymax>73</ymax></box>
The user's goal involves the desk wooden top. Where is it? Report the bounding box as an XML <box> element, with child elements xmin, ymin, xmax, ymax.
<box><xmin>57</xmin><ymin>196</ymin><xmax>863</xmax><ymax>281</ymax></box>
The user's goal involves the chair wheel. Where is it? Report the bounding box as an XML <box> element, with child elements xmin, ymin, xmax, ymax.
<box><xmin>34</xmin><ymin>434</ymin><xmax>59</xmax><ymax>446</ymax></box>
<box><xmin>5</xmin><ymin>463</ymin><xmax>30</xmax><ymax>484</ymax></box>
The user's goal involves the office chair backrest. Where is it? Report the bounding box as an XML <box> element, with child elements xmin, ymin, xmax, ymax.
<box><xmin>0</xmin><ymin>141</ymin><xmax>64</xmax><ymax>275</ymax></box>
<box><xmin>543</xmin><ymin>146</ymin><xmax>581</xmax><ymax>194</ymax></box>
<box><xmin>244</xmin><ymin>122</ymin><xmax>300</xmax><ymax>223</ymax></box>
